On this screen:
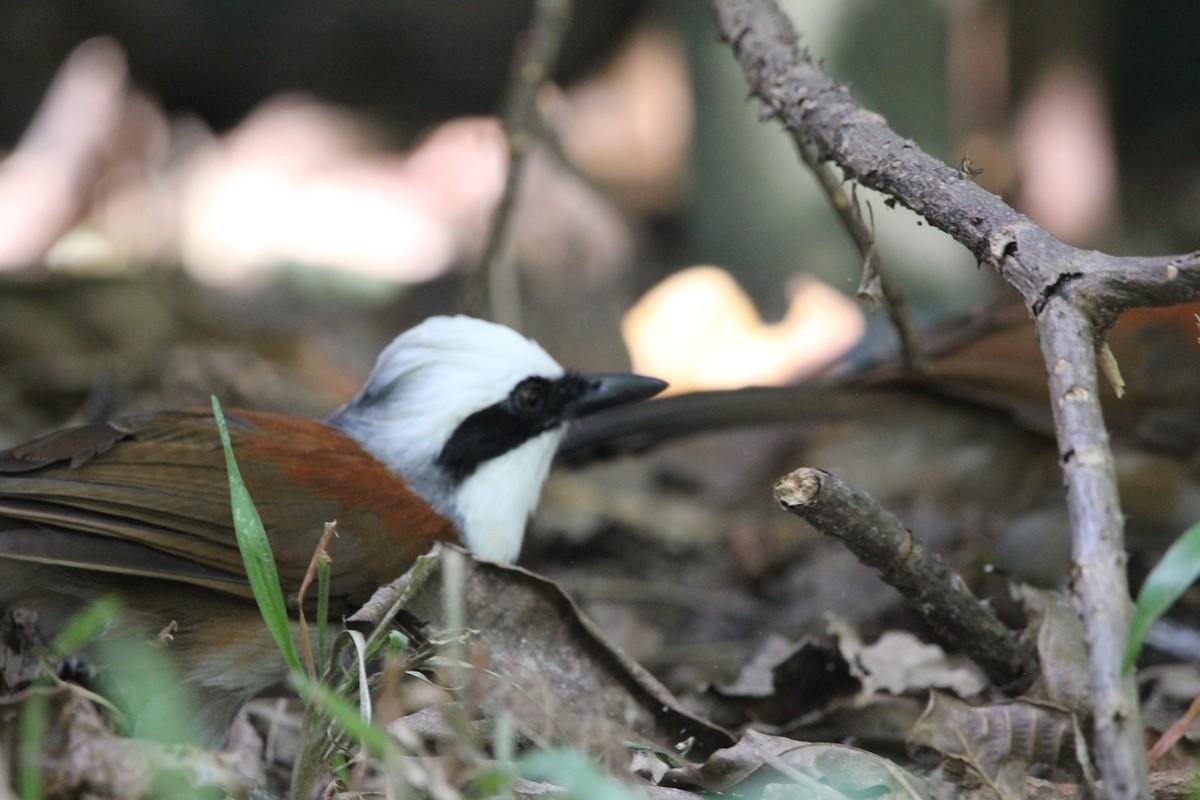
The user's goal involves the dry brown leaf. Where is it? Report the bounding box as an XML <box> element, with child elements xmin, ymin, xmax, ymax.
<box><xmin>1014</xmin><ymin>586</ymin><xmax>1092</xmax><ymax>711</ymax></box>
<box><xmin>0</xmin><ymin>688</ymin><xmax>253</xmax><ymax>800</ymax></box>
<box><xmin>664</xmin><ymin>729</ymin><xmax>931</xmax><ymax>799</ymax></box>
<box><xmin>908</xmin><ymin>692</ymin><xmax>1082</xmax><ymax>800</ymax></box>
<box><xmin>376</xmin><ymin>544</ymin><xmax>733</xmax><ymax>761</ymax></box>
<box><xmin>828</xmin><ymin>616</ymin><xmax>987</xmax><ymax>699</ymax></box>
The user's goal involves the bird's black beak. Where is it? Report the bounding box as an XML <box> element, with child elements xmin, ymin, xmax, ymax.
<box><xmin>567</xmin><ymin>373</ymin><xmax>668</xmax><ymax>419</ymax></box>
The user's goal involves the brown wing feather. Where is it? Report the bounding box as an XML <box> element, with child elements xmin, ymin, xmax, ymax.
<box><xmin>0</xmin><ymin>420</ymin><xmax>126</xmax><ymax>472</ymax></box>
<box><xmin>0</xmin><ymin>523</ymin><xmax>252</xmax><ymax>595</ymax></box>
<box><xmin>0</xmin><ymin>409</ymin><xmax>458</xmax><ymax>607</ymax></box>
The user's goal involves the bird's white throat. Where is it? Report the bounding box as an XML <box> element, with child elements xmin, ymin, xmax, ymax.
<box><xmin>452</xmin><ymin>427</ymin><xmax>563</xmax><ymax>562</ymax></box>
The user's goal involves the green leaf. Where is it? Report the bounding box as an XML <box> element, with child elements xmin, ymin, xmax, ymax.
<box><xmin>521</xmin><ymin>749</ymin><xmax>643</xmax><ymax>800</ymax></box>
<box><xmin>50</xmin><ymin>594</ymin><xmax>122</xmax><ymax>657</ymax></box>
<box><xmin>95</xmin><ymin>632</ymin><xmax>200</xmax><ymax>745</ymax></box>
<box><xmin>211</xmin><ymin>396</ymin><xmax>301</xmax><ymax>675</ymax></box>
<box><xmin>1125</xmin><ymin>517</ymin><xmax>1200</xmax><ymax>673</ymax></box>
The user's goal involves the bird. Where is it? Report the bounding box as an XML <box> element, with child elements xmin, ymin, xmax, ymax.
<box><xmin>0</xmin><ymin>314</ymin><xmax>667</xmax><ymax>739</ymax></box>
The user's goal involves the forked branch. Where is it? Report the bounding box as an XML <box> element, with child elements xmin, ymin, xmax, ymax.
<box><xmin>707</xmin><ymin>2</ymin><xmax>1200</xmax><ymax>798</ymax></box>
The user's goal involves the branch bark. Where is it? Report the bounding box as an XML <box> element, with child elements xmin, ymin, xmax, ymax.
<box><xmin>706</xmin><ymin>2</ymin><xmax>1200</xmax><ymax>797</ymax></box>
<box><xmin>708</xmin><ymin>0</ymin><xmax>1200</xmax><ymax>321</ymax></box>
<box><xmin>775</xmin><ymin>468</ymin><xmax>1038</xmax><ymax>693</ymax></box>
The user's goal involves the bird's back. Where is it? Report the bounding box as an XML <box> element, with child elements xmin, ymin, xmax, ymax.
<box><xmin>0</xmin><ymin>408</ymin><xmax>457</xmax><ymax>610</ymax></box>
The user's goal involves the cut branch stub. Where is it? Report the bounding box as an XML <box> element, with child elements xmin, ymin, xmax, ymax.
<box><xmin>774</xmin><ymin>467</ymin><xmax>1037</xmax><ymax>694</ymax></box>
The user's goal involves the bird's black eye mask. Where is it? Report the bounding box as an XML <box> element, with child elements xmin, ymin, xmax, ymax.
<box><xmin>436</xmin><ymin>373</ymin><xmax>593</xmax><ymax>483</ymax></box>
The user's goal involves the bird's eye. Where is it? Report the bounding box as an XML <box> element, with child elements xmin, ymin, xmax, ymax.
<box><xmin>512</xmin><ymin>380</ymin><xmax>547</xmax><ymax>414</ymax></box>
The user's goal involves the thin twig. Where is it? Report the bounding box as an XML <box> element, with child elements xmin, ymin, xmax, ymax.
<box><xmin>558</xmin><ymin>385</ymin><xmax>900</xmax><ymax>463</ymax></box>
<box><xmin>295</xmin><ymin>521</ymin><xmax>338</xmax><ymax>679</ymax></box>
<box><xmin>795</xmin><ymin>142</ymin><xmax>924</xmax><ymax>371</ymax></box>
<box><xmin>1146</xmin><ymin>691</ymin><xmax>1200</xmax><ymax>764</ymax></box>
<box><xmin>469</xmin><ymin>0</ymin><xmax>573</xmax><ymax>327</ymax></box>
<box><xmin>706</xmin><ymin>2</ymin><xmax>1200</xmax><ymax>797</ymax></box>
<box><xmin>775</xmin><ymin>467</ymin><xmax>1037</xmax><ymax>692</ymax></box>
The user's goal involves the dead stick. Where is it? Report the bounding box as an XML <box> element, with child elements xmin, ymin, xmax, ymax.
<box><xmin>775</xmin><ymin>467</ymin><xmax>1037</xmax><ymax>692</ymax></box>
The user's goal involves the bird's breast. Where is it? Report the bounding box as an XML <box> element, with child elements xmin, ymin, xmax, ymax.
<box><xmin>231</xmin><ymin>411</ymin><xmax>460</xmax><ymax>596</ymax></box>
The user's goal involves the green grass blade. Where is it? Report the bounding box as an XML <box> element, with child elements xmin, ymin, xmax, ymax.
<box><xmin>1125</xmin><ymin>517</ymin><xmax>1200</xmax><ymax>673</ymax></box>
<box><xmin>295</xmin><ymin>674</ymin><xmax>396</xmax><ymax>761</ymax></box>
<box><xmin>49</xmin><ymin>595</ymin><xmax>122</xmax><ymax>657</ymax></box>
<box><xmin>18</xmin><ymin>690</ymin><xmax>48</xmax><ymax>800</ymax></box>
<box><xmin>211</xmin><ymin>396</ymin><xmax>301</xmax><ymax>675</ymax></box>
<box><xmin>317</xmin><ymin>554</ymin><xmax>331</xmax><ymax>669</ymax></box>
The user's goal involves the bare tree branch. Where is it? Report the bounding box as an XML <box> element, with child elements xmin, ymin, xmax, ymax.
<box><xmin>706</xmin><ymin>2</ymin><xmax>1200</xmax><ymax>797</ymax></box>
<box><xmin>775</xmin><ymin>468</ymin><xmax>1037</xmax><ymax>693</ymax></box>
<box><xmin>708</xmin><ymin>0</ymin><xmax>1200</xmax><ymax>320</ymax></box>
<box><xmin>470</xmin><ymin>0</ymin><xmax>573</xmax><ymax>328</ymax></box>
<box><xmin>1036</xmin><ymin>297</ymin><xmax>1145</xmax><ymax>795</ymax></box>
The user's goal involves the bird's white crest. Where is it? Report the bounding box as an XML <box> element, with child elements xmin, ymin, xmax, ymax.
<box><xmin>327</xmin><ymin>315</ymin><xmax>565</xmax><ymax>561</ymax></box>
